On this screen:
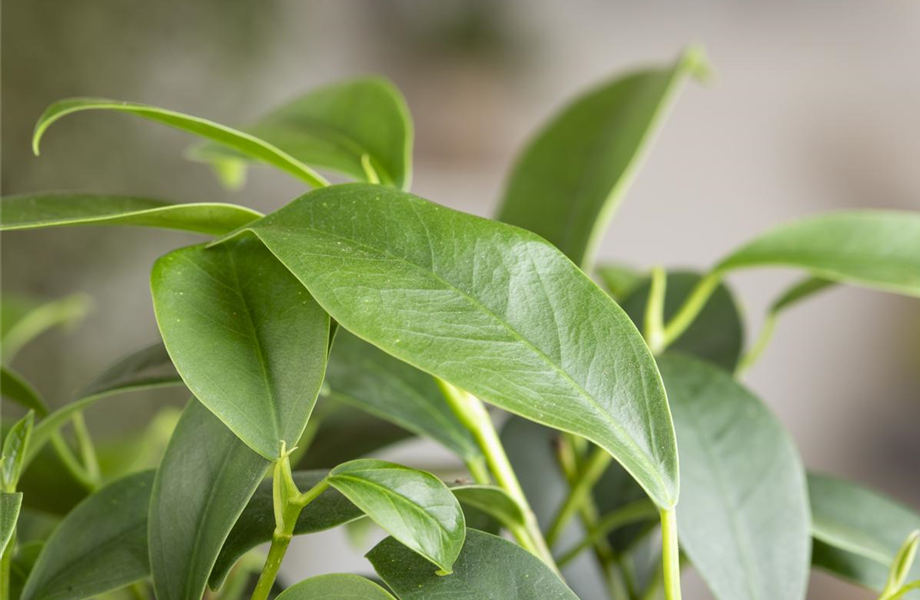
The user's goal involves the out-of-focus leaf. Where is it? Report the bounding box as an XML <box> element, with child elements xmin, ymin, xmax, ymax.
<box><xmin>369</xmin><ymin>528</ymin><xmax>580</xmax><ymax>600</ymax></box>
<box><xmin>1</xmin><ymin>492</ymin><xmax>22</xmax><ymax>555</ymax></box>
<box><xmin>9</xmin><ymin>540</ymin><xmax>43</xmax><ymax>600</ymax></box>
<box><xmin>0</xmin><ymin>193</ymin><xmax>260</xmax><ymax>235</ymax></box>
<box><xmin>2</xmin><ymin>412</ymin><xmax>34</xmax><ymax>492</ymax></box>
<box><xmin>0</xmin><ymin>293</ymin><xmax>91</xmax><ymax>363</ymax></box>
<box><xmin>191</xmin><ymin>77</ymin><xmax>413</xmax><ymax>190</ymax></box>
<box><xmin>33</xmin><ymin>98</ymin><xmax>328</xmax><ymax>188</ymax></box>
<box><xmin>151</xmin><ymin>237</ymin><xmax>330</xmax><ymax>460</ymax></box>
<box><xmin>596</xmin><ymin>264</ymin><xmax>645</xmax><ymax>301</ymax></box>
<box><xmin>662</xmin><ymin>353</ymin><xmax>810</xmax><ymax>600</ymax></box>
<box><xmin>149</xmin><ymin>399</ymin><xmax>269</xmax><ymax>600</ymax></box>
<box><xmin>1</xmin><ymin>367</ymin><xmax>49</xmax><ymax>416</ymax></box>
<box><xmin>237</xmin><ymin>183</ymin><xmax>679</xmax><ymax>510</ymax></box>
<box><xmin>20</xmin><ymin>471</ymin><xmax>153</xmax><ymax>600</ymax></box>
<box><xmin>324</xmin><ymin>331</ymin><xmax>480</xmax><ymax>462</ymax></box>
<box><xmin>327</xmin><ymin>459</ymin><xmax>465</xmax><ymax>574</ymax></box>
<box><xmin>274</xmin><ymin>574</ymin><xmax>397</xmax><ymax>600</ymax></box>
<box><xmin>451</xmin><ymin>484</ymin><xmax>525</xmax><ymax>531</ymax></box>
<box><xmin>497</xmin><ymin>48</ymin><xmax>705</xmax><ymax>269</ymax></box>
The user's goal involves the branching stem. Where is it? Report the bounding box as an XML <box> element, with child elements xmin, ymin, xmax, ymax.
<box><xmin>546</xmin><ymin>446</ymin><xmax>613</xmax><ymax>547</ymax></box>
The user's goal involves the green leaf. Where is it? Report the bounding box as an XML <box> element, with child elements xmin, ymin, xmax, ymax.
<box><xmin>149</xmin><ymin>398</ymin><xmax>270</xmax><ymax>600</ymax></box>
<box><xmin>0</xmin><ymin>193</ymin><xmax>261</xmax><ymax>235</ymax></box>
<box><xmin>151</xmin><ymin>236</ymin><xmax>330</xmax><ymax>459</ymax></box>
<box><xmin>1</xmin><ymin>293</ymin><xmax>92</xmax><ymax>363</ymax></box>
<box><xmin>33</xmin><ymin>98</ymin><xmax>329</xmax><ymax>188</ymax></box>
<box><xmin>209</xmin><ymin>470</ymin><xmax>364</xmax><ymax>590</ymax></box>
<box><xmin>275</xmin><ymin>574</ymin><xmax>396</xmax><ymax>600</ymax></box>
<box><xmin>324</xmin><ymin>330</ymin><xmax>481</xmax><ymax>461</ymax></box>
<box><xmin>1</xmin><ymin>492</ymin><xmax>22</xmax><ymax>555</ymax></box>
<box><xmin>327</xmin><ymin>459</ymin><xmax>465</xmax><ymax>574</ymax></box>
<box><xmin>809</xmin><ymin>472</ymin><xmax>920</xmax><ymax>595</ymax></box>
<box><xmin>661</xmin><ymin>353</ymin><xmax>810</xmax><ymax>600</ymax></box>
<box><xmin>2</xmin><ymin>412</ymin><xmax>34</xmax><ymax>492</ymax></box>
<box><xmin>771</xmin><ymin>277</ymin><xmax>835</xmax><ymax>313</ymax></box>
<box><xmin>497</xmin><ymin>48</ymin><xmax>706</xmax><ymax>269</ymax></box>
<box><xmin>1</xmin><ymin>367</ymin><xmax>49</xmax><ymax>416</ymax></box>
<box><xmin>596</xmin><ymin>263</ymin><xmax>645</xmax><ymax>301</ymax></box>
<box><xmin>190</xmin><ymin>77</ymin><xmax>413</xmax><ymax>190</ymax></box>
<box><xmin>368</xmin><ymin>528</ymin><xmax>580</xmax><ymax>600</ymax></box>
<box><xmin>451</xmin><ymin>484</ymin><xmax>526</xmax><ymax>532</ymax></box>
<box><xmin>20</xmin><ymin>471</ymin><xmax>153</xmax><ymax>600</ymax></box>
<box><xmin>885</xmin><ymin>530</ymin><xmax>920</xmax><ymax>595</ymax></box>
<box><xmin>717</xmin><ymin>211</ymin><xmax>920</xmax><ymax>297</ymax></box>
<box><xmin>237</xmin><ymin>183</ymin><xmax>679</xmax><ymax>510</ymax></box>
<box><xmin>621</xmin><ymin>271</ymin><xmax>744</xmax><ymax>371</ymax></box>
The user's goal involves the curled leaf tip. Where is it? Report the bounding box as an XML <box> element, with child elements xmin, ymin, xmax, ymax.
<box><xmin>681</xmin><ymin>44</ymin><xmax>714</xmax><ymax>84</ymax></box>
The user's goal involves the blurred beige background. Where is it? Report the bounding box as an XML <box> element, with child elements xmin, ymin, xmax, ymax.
<box><xmin>2</xmin><ymin>1</ymin><xmax>918</xmax><ymax>598</ymax></box>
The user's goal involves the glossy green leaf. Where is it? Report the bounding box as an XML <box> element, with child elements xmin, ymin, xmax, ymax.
<box><xmin>1</xmin><ymin>367</ymin><xmax>49</xmax><ymax>416</ymax></box>
<box><xmin>149</xmin><ymin>399</ymin><xmax>270</xmax><ymax>600</ymax></box>
<box><xmin>33</xmin><ymin>98</ymin><xmax>329</xmax><ymax>188</ymax></box>
<box><xmin>596</xmin><ymin>263</ymin><xmax>645</xmax><ymax>301</ymax></box>
<box><xmin>0</xmin><ymin>193</ymin><xmax>260</xmax><ymax>235</ymax></box>
<box><xmin>324</xmin><ymin>330</ymin><xmax>480</xmax><ymax>461</ymax></box>
<box><xmin>20</xmin><ymin>471</ymin><xmax>153</xmax><ymax>600</ymax></box>
<box><xmin>151</xmin><ymin>236</ymin><xmax>330</xmax><ymax>459</ymax></box>
<box><xmin>275</xmin><ymin>574</ymin><xmax>397</xmax><ymax>600</ymax></box>
<box><xmin>327</xmin><ymin>459</ymin><xmax>465</xmax><ymax>574</ymax></box>
<box><xmin>1</xmin><ymin>293</ymin><xmax>91</xmax><ymax>363</ymax></box>
<box><xmin>237</xmin><ymin>183</ymin><xmax>679</xmax><ymax>509</ymax></box>
<box><xmin>661</xmin><ymin>353</ymin><xmax>811</xmax><ymax>600</ymax></box>
<box><xmin>809</xmin><ymin>472</ymin><xmax>920</xmax><ymax>596</ymax></box>
<box><xmin>191</xmin><ymin>77</ymin><xmax>413</xmax><ymax>190</ymax></box>
<box><xmin>621</xmin><ymin>271</ymin><xmax>744</xmax><ymax>371</ymax></box>
<box><xmin>451</xmin><ymin>484</ymin><xmax>526</xmax><ymax>531</ymax></box>
<box><xmin>209</xmin><ymin>470</ymin><xmax>364</xmax><ymax>590</ymax></box>
<box><xmin>717</xmin><ymin>211</ymin><xmax>920</xmax><ymax>297</ymax></box>
<box><xmin>2</xmin><ymin>412</ymin><xmax>34</xmax><ymax>492</ymax></box>
<box><xmin>497</xmin><ymin>48</ymin><xmax>706</xmax><ymax>269</ymax></box>
<box><xmin>369</xmin><ymin>528</ymin><xmax>580</xmax><ymax>600</ymax></box>
<box><xmin>1</xmin><ymin>492</ymin><xmax>22</xmax><ymax>555</ymax></box>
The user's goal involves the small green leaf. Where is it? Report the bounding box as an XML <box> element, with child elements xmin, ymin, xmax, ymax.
<box><xmin>1</xmin><ymin>367</ymin><xmax>49</xmax><ymax>416</ymax></box>
<box><xmin>497</xmin><ymin>48</ymin><xmax>706</xmax><ymax>270</ymax></box>
<box><xmin>2</xmin><ymin>411</ymin><xmax>34</xmax><ymax>492</ymax></box>
<box><xmin>237</xmin><ymin>183</ymin><xmax>679</xmax><ymax>510</ymax></box>
<box><xmin>190</xmin><ymin>77</ymin><xmax>413</xmax><ymax>190</ymax></box>
<box><xmin>327</xmin><ymin>459</ymin><xmax>465</xmax><ymax>574</ymax></box>
<box><xmin>33</xmin><ymin>98</ymin><xmax>329</xmax><ymax>188</ymax></box>
<box><xmin>661</xmin><ymin>354</ymin><xmax>811</xmax><ymax>600</ymax></box>
<box><xmin>1</xmin><ymin>293</ymin><xmax>91</xmax><ymax>363</ymax></box>
<box><xmin>771</xmin><ymin>277</ymin><xmax>835</xmax><ymax>313</ymax></box>
<box><xmin>151</xmin><ymin>236</ymin><xmax>330</xmax><ymax>459</ymax></box>
<box><xmin>885</xmin><ymin>530</ymin><xmax>920</xmax><ymax>596</ymax></box>
<box><xmin>451</xmin><ymin>484</ymin><xmax>526</xmax><ymax>531</ymax></box>
<box><xmin>368</xmin><ymin>528</ymin><xmax>580</xmax><ymax>600</ymax></box>
<box><xmin>621</xmin><ymin>271</ymin><xmax>744</xmax><ymax>371</ymax></box>
<box><xmin>20</xmin><ymin>471</ymin><xmax>153</xmax><ymax>600</ymax></box>
<box><xmin>325</xmin><ymin>330</ymin><xmax>481</xmax><ymax>462</ymax></box>
<box><xmin>209</xmin><ymin>470</ymin><xmax>364</xmax><ymax>590</ymax></box>
<box><xmin>717</xmin><ymin>211</ymin><xmax>920</xmax><ymax>297</ymax></box>
<box><xmin>0</xmin><ymin>193</ymin><xmax>261</xmax><ymax>235</ymax></box>
<box><xmin>149</xmin><ymin>399</ymin><xmax>270</xmax><ymax>600</ymax></box>
<box><xmin>275</xmin><ymin>574</ymin><xmax>397</xmax><ymax>600</ymax></box>
<box><xmin>596</xmin><ymin>263</ymin><xmax>645</xmax><ymax>301</ymax></box>
<box><xmin>809</xmin><ymin>472</ymin><xmax>920</xmax><ymax>595</ymax></box>
<box><xmin>1</xmin><ymin>492</ymin><xmax>22</xmax><ymax>555</ymax></box>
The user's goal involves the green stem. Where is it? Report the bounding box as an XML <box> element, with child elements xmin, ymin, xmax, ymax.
<box><xmin>546</xmin><ymin>447</ymin><xmax>613</xmax><ymax>547</ymax></box>
<box><xmin>71</xmin><ymin>412</ymin><xmax>101</xmax><ymax>486</ymax></box>
<box><xmin>436</xmin><ymin>379</ymin><xmax>558</xmax><ymax>573</ymax></box>
<box><xmin>660</xmin><ymin>272</ymin><xmax>722</xmax><ymax>352</ymax></box>
<box><xmin>643</xmin><ymin>267</ymin><xmax>668</xmax><ymax>354</ymax></box>
<box><xmin>660</xmin><ymin>508</ymin><xmax>682</xmax><ymax>600</ymax></box>
<box><xmin>883</xmin><ymin>580</ymin><xmax>920</xmax><ymax>600</ymax></box>
<box><xmin>735</xmin><ymin>312</ymin><xmax>777</xmax><ymax>378</ymax></box>
<box><xmin>465</xmin><ymin>456</ymin><xmax>491</xmax><ymax>485</ymax></box>
<box><xmin>556</xmin><ymin>500</ymin><xmax>658</xmax><ymax>567</ymax></box>
<box><xmin>1</xmin><ymin>530</ymin><xmax>14</xmax><ymax>600</ymax></box>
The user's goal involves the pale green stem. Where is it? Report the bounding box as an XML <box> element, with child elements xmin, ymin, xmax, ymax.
<box><xmin>0</xmin><ymin>530</ymin><xmax>14</xmax><ymax>600</ymax></box>
<box><xmin>660</xmin><ymin>508</ymin><xmax>682</xmax><ymax>600</ymax></box>
<box><xmin>735</xmin><ymin>312</ymin><xmax>778</xmax><ymax>378</ymax></box>
<box><xmin>361</xmin><ymin>154</ymin><xmax>381</xmax><ymax>184</ymax></box>
<box><xmin>883</xmin><ymin>580</ymin><xmax>920</xmax><ymax>600</ymax></box>
<box><xmin>546</xmin><ymin>447</ymin><xmax>614</xmax><ymax>547</ymax></box>
<box><xmin>436</xmin><ymin>379</ymin><xmax>559</xmax><ymax>573</ymax></box>
<box><xmin>465</xmin><ymin>456</ymin><xmax>491</xmax><ymax>485</ymax></box>
<box><xmin>71</xmin><ymin>412</ymin><xmax>101</xmax><ymax>487</ymax></box>
<box><xmin>660</xmin><ymin>272</ymin><xmax>722</xmax><ymax>351</ymax></box>
<box><xmin>557</xmin><ymin>500</ymin><xmax>658</xmax><ymax>567</ymax></box>
<box><xmin>644</xmin><ymin>267</ymin><xmax>668</xmax><ymax>354</ymax></box>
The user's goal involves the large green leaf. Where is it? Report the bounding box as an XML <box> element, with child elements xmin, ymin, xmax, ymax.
<box><xmin>275</xmin><ymin>574</ymin><xmax>397</xmax><ymax>600</ymax></box>
<box><xmin>809</xmin><ymin>472</ymin><xmax>920</xmax><ymax>596</ymax></box>
<box><xmin>324</xmin><ymin>330</ymin><xmax>480</xmax><ymax>462</ymax></box>
<box><xmin>1</xmin><ymin>367</ymin><xmax>49</xmax><ymax>416</ymax></box>
<box><xmin>497</xmin><ymin>49</ymin><xmax>705</xmax><ymax>269</ymax></box>
<box><xmin>236</xmin><ymin>183</ymin><xmax>679</xmax><ymax>509</ymax></box>
<box><xmin>327</xmin><ymin>459</ymin><xmax>465</xmax><ymax>574</ymax></box>
<box><xmin>148</xmin><ymin>399</ymin><xmax>269</xmax><ymax>600</ymax></box>
<box><xmin>209</xmin><ymin>470</ymin><xmax>364</xmax><ymax>589</ymax></box>
<box><xmin>33</xmin><ymin>98</ymin><xmax>328</xmax><ymax>188</ymax></box>
<box><xmin>0</xmin><ymin>293</ymin><xmax>91</xmax><ymax>363</ymax></box>
<box><xmin>1</xmin><ymin>492</ymin><xmax>22</xmax><ymax>555</ymax></box>
<box><xmin>151</xmin><ymin>236</ymin><xmax>330</xmax><ymax>459</ymax></box>
<box><xmin>369</xmin><ymin>528</ymin><xmax>580</xmax><ymax>600</ymax></box>
<box><xmin>20</xmin><ymin>471</ymin><xmax>153</xmax><ymax>600</ymax></box>
<box><xmin>661</xmin><ymin>354</ymin><xmax>811</xmax><ymax>600</ymax></box>
<box><xmin>190</xmin><ymin>77</ymin><xmax>413</xmax><ymax>190</ymax></box>
<box><xmin>621</xmin><ymin>271</ymin><xmax>744</xmax><ymax>371</ymax></box>
<box><xmin>0</xmin><ymin>194</ymin><xmax>260</xmax><ymax>235</ymax></box>
<box><xmin>717</xmin><ymin>211</ymin><xmax>920</xmax><ymax>297</ymax></box>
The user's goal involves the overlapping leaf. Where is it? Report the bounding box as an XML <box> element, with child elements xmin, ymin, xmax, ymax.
<box><xmin>1</xmin><ymin>367</ymin><xmax>49</xmax><ymax>416</ymax></box>
<box><xmin>0</xmin><ymin>492</ymin><xmax>22</xmax><ymax>555</ymax></box>
<box><xmin>275</xmin><ymin>574</ymin><xmax>397</xmax><ymax>600</ymax></box>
